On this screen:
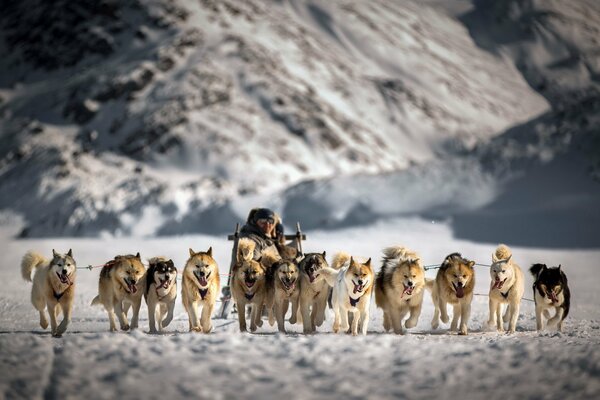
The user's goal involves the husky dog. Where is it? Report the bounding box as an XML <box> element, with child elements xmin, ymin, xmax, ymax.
<box><xmin>231</xmin><ymin>239</ymin><xmax>268</xmax><ymax>332</ymax></box>
<box><xmin>145</xmin><ymin>257</ymin><xmax>177</xmax><ymax>333</ymax></box>
<box><xmin>21</xmin><ymin>250</ymin><xmax>76</xmax><ymax>337</ymax></box>
<box><xmin>487</xmin><ymin>245</ymin><xmax>524</xmax><ymax>333</ymax></box>
<box><xmin>266</xmin><ymin>258</ymin><xmax>301</xmax><ymax>333</ymax></box>
<box><xmin>530</xmin><ymin>263</ymin><xmax>570</xmax><ymax>332</ymax></box>
<box><xmin>375</xmin><ymin>246</ymin><xmax>425</xmax><ymax>334</ymax></box>
<box><xmin>91</xmin><ymin>254</ymin><xmax>146</xmax><ymax>332</ymax></box>
<box><xmin>298</xmin><ymin>252</ymin><xmax>336</xmax><ymax>334</ymax></box>
<box><xmin>428</xmin><ymin>253</ymin><xmax>475</xmax><ymax>335</ymax></box>
<box><xmin>181</xmin><ymin>248</ymin><xmax>220</xmax><ymax>333</ymax></box>
<box><xmin>329</xmin><ymin>252</ymin><xmax>374</xmax><ymax>336</ymax></box>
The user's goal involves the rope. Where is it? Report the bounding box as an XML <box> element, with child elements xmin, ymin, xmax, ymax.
<box><xmin>474</xmin><ymin>293</ymin><xmax>535</xmax><ymax>303</ymax></box>
<box><xmin>424</xmin><ymin>263</ymin><xmax>492</xmax><ymax>271</ymax></box>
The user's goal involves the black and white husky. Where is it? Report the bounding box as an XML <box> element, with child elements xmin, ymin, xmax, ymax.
<box><xmin>145</xmin><ymin>257</ymin><xmax>177</xmax><ymax>333</ymax></box>
<box><xmin>530</xmin><ymin>263</ymin><xmax>570</xmax><ymax>332</ymax></box>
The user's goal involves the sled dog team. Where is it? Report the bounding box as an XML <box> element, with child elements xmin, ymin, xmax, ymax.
<box><xmin>21</xmin><ymin>243</ymin><xmax>570</xmax><ymax>337</ymax></box>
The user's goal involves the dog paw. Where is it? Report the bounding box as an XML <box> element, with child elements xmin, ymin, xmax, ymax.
<box><xmin>52</xmin><ymin>331</ymin><xmax>62</xmax><ymax>338</ymax></box>
<box><xmin>40</xmin><ymin>319</ymin><xmax>49</xmax><ymax>330</ymax></box>
<box><xmin>256</xmin><ymin>319</ymin><xmax>263</xmax><ymax>327</ymax></box>
<box><xmin>289</xmin><ymin>316</ymin><xmax>297</xmax><ymax>325</ymax></box>
<box><xmin>431</xmin><ymin>320</ymin><xmax>439</xmax><ymax>330</ymax></box>
<box><xmin>441</xmin><ymin>315</ymin><xmax>449</xmax><ymax>324</ymax></box>
<box><xmin>203</xmin><ymin>325</ymin><xmax>213</xmax><ymax>334</ymax></box>
<box><xmin>459</xmin><ymin>326</ymin><xmax>468</xmax><ymax>335</ymax></box>
<box><xmin>120</xmin><ymin>324</ymin><xmax>130</xmax><ymax>331</ymax></box>
<box><xmin>405</xmin><ymin>318</ymin><xmax>417</xmax><ymax>329</ymax></box>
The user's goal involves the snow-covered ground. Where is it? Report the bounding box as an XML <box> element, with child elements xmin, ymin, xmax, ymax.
<box><xmin>2</xmin><ymin>219</ymin><xmax>600</xmax><ymax>399</ymax></box>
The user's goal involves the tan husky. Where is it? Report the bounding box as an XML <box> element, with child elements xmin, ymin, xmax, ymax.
<box><xmin>91</xmin><ymin>254</ymin><xmax>146</xmax><ymax>332</ymax></box>
<box><xmin>145</xmin><ymin>257</ymin><xmax>178</xmax><ymax>333</ymax></box>
<box><xmin>330</xmin><ymin>252</ymin><xmax>374</xmax><ymax>336</ymax></box>
<box><xmin>298</xmin><ymin>252</ymin><xmax>335</xmax><ymax>334</ymax></box>
<box><xmin>181</xmin><ymin>247</ymin><xmax>220</xmax><ymax>333</ymax></box>
<box><xmin>266</xmin><ymin>258</ymin><xmax>301</xmax><ymax>333</ymax></box>
<box><xmin>21</xmin><ymin>249</ymin><xmax>77</xmax><ymax>337</ymax></box>
<box><xmin>231</xmin><ymin>239</ymin><xmax>268</xmax><ymax>332</ymax></box>
<box><xmin>375</xmin><ymin>246</ymin><xmax>425</xmax><ymax>334</ymax></box>
<box><xmin>428</xmin><ymin>253</ymin><xmax>475</xmax><ymax>335</ymax></box>
<box><xmin>487</xmin><ymin>244</ymin><xmax>524</xmax><ymax>333</ymax></box>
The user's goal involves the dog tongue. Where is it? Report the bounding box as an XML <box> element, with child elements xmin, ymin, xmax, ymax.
<box><xmin>549</xmin><ymin>292</ymin><xmax>558</xmax><ymax>303</ymax></box>
<box><xmin>493</xmin><ymin>279</ymin><xmax>502</xmax><ymax>290</ymax></box>
<box><xmin>353</xmin><ymin>284</ymin><xmax>363</xmax><ymax>294</ymax></box>
<box><xmin>199</xmin><ymin>277</ymin><xmax>207</xmax><ymax>286</ymax></box>
<box><xmin>129</xmin><ymin>283</ymin><xmax>137</xmax><ymax>294</ymax></box>
<box><xmin>455</xmin><ymin>285</ymin><xmax>464</xmax><ymax>298</ymax></box>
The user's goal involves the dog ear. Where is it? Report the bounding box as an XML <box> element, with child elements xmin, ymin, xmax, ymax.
<box><xmin>136</xmin><ymin>252</ymin><xmax>141</xmax><ymax>260</ymax></box>
<box><xmin>492</xmin><ymin>252</ymin><xmax>498</xmax><ymax>263</ymax></box>
<box><xmin>364</xmin><ymin>258</ymin><xmax>372</xmax><ymax>268</ymax></box>
<box><xmin>558</xmin><ymin>264</ymin><xmax>562</xmax><ymax>272</ymax></box>
<box><xmin>506</xmin><ymin>254</ymin><xmax>512</xmax><ymax>263</ymax></box>
<box><xmin>52</xmin><ymin>249</ymin><xmax>58</xmax><ymax>257</ymax></box>
<box><xmin>206</xmin><ymin>247</ymin><xmax>213</xmax><ymax>257</ymax></box>
<box><xmin>322</xmin><ymin>251</ymin><xmax>326</xmax><ymax>258</ymax></box>
<box><xmin>467</xmin><ymin>260</ymin><xmax>475</xmax><ymax>269</ymax></box>
<box><xmin>349</xmin><ymin>256</ymin><xmax>354</xmax><ymax>266</ymax></box>
<box><xmin>67</xmin><ymin>249</ymin><xmax>73</xmax><ymax>257</ymax></box>
<box><xmin>189</xmin><ymin>248</ymin><xmax>196</xmax><ymax>257</ymax></box>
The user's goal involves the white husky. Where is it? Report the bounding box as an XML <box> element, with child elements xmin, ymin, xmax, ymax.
<box><xmin>487</xmin><ymin>244</ymin><xmax>524</xmax><ymax>333</ymax></box>
<box><xmin>328</xmin><ymin>252</ymin><xmax>374</xmax><ymax>336</ymax></box>
<box><xmin>21</xmin><ymin>250</ymin><xmax>77</xmax><ymax>337</ymax></box>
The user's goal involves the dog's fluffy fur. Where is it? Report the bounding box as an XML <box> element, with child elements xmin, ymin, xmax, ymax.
<box><xmin>487</xmin><ymin>245</ymin><xmax>524</xmax><ymax>333</ymax></box>
<box><xmin>298</xmin><ymin>252</ymin><xmax>336</xmax><ymax>334</ymax></box>
<box><xmin>329</xmin><ymin>252</ymin><xmax>374</xmax><ymax>336</ymax></box>
<box><xmin>530</xmin><ymin>263</ymin><xmax>570</xmax><ymax>332</ymax></box>
<box><xmin>21</xmin><ymin>249</ymin><xmax>77</xmax><ymax>337</ymax></box>
<box><xmin>91</xmin><ymin>253</ymin><xmax>146</xmax><ymax>332</ymax></box>
<box><xmin>181</xmin><ymin>248</ymin><xmax>220</xmax><ymax>333</ymax></box>
<box><xmin>145</xmin><ymin>257</ymin><xmax>177</xmax><ymax>333</ymax></box>
<box><xmin>266</xmin><ymin>258</ymin><xmax>301</xmax><ymax>333</ymax></box>
<box><xmin>428</xmin><ymin>253</ymin><xmax>475</xmax><ymax>335</ymax></box>
<box><xmin>231</xmin><ymin>239</ymin><xmax>269</xmax><ymax>332</ymax></box>
<box><xmin>375</xmin><ymin>246</ymin><xmax>425</xmax><ymax>334</ymax></box>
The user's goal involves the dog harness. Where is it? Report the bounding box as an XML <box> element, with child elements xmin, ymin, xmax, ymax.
<box><xmin>349</xmin><ymin>296</ymin><xmax>361</xmax><ymax>307</ymax></box>
<box><xmin>53</xmin><ymin>282</ymin><xmax>72</xmax><ymax>301</ymax></box>
<box><xmin>199</xmin><ymin>288</ymin><xmax>208</xmax><ymax>300</ymax></box>
<box><xmin>245</xmin><ymin>292</ymin><xmax>255</xmax><ymax>300</ymax></box>
<box><xmin>500</xmin><ymin>287</ymin><xmax>511</xmax><ymax>299</ymax></box>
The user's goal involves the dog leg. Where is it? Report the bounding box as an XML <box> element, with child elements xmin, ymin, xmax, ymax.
<box><xmin>487</xmin><ymin>298</ymin><xmax>497</xmax><ymax>330</ymax></box>
<box><xmin>439</xmin><ymin>297</ymin><xmax>449</xmax><ymax>324</ymax></box>
<box><xmin>314</xmin><ymin>292</ymin><xmax>327</xmax><ymax>327</ymax></box>
<box><xmin>250</xmin><ymin>303</ymin><xmax>260</xmax><ymax>332</ymax></box>
<box><xmin>508</xmin><ymin>302</ymin><xmax>520</xmax><ymax>334</ymax></box>
<box><xmin>450</xmin><ymin>304</ymin><xmax>460</xmax><ymax>332</ymax></box>
<box><xmin>300</xmin><ymin>296</ymin><xmax>313</xmax><ymax>334</ymax></box>
<box><xmin>496</xmin><ymin>303</ymin><xmax>503</xmax><ymax>332</ymax></box>
<box><xmin>129</xmin><ymin>298</ymin><xmax>141</xmax><ymax>330</ymax></box>
<box><xmin>188</xmin><ymin>301</ymin><xmax>202</xmax><ymax>332</ymax></box>
<box><xmin>39</xmin><ymin>309</ymin><xmax>49</xmax><ymax>330</ymax></box>
<box><xmin>340</xmin><ymin>307</ymin><xmax>350</xmax><ymax>334</ymax></box>
<box><xmin>405</xmin><ymin>303</ymin><xmax>422</xmax><ymax>329</ymax></box>
<box><xmin>201</xmin><ymin>302</ymin><xmax>214</xmax><ymax>333</ymax></box>
<box><xmin>547</xmin><ymin>307</ymin><xmax>564</xmax><ymax>330</ymax></box>
<box><xmin>162</xmin><ymin>301</ymin><xmax>175</xmax><ymax>328</ymax></box>
<box><xmin>237</xmin><ymin>301</ymin><xmax>247</xmax><ymax>332</ymax></box>
<box><xmin>114</xmin><ymin>301</ymin><xmax>129</xmax><ymax>331</ymax></box>
<box><xmin>502</xmin><ymin>305</ymin><xmax>510</xmax><ymax>323</ymax></box>
<box><xmin>350</xmin><ymin>310</ymin><xmax>359</xmax><ymax>336</ymax></box>
<box><xmin>391</xmin><ymin>308</ymin><xmax>405</xmax><ymax>334</ymax></box>
<box><xmin>276</xmin><ymin>300</ymin><xmax>287</xmax><ymax>333</ymax></box>
<box><xmin>47</xmin><ymin>301</ymin><xmax>59</xmax><ymax>336</ymax></box>
<box><xmin>55</xmin><ymin>300</ymin><xmax>72</xmax><ymax>336</ymax></box>
<box><xmin>535</xmin><ymin>305</ymin><xmax>545</xmax><ymax>331</ymax></box>
<box><xmin>459</xmin><ymin>303</ymin><xmax>471</xmax><ymax>335</ymax></box>
<box><xmin>289</xmin><ymin>296</ymin><xmax>299</xmax><ymax>325</ymax></box>
<box><xmin>383</xmin><ymin>310</ymin><xmax>391</xmax><ymax>332</ymax></box>
<box><xmin>360</xmin><ymin>308</ymin><xmax>369</xmax><ymax>335</ymax></box>
<box><xmin>148</xmin><ymin>299</ymin><xmax>158</xmax><ymax>333</ymax></box>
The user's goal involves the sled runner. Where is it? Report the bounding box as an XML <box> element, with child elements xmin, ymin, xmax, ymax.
<box><xmin>216</xmin><ymin>222</ymin><xmax>306</xmax><ymax>319</ymax></box>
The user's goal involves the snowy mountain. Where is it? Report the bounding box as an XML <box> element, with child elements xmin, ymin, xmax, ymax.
<box><xmin>0</xmin><ymin>0</ymin><xmax>597</xmax><ymax>242</ymax></box>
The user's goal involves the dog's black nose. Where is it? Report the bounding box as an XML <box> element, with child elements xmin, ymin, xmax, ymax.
<box><xmin>358</xmin><ymin>280</ymin><xmax>363</xmax><ymax>285</ymax></box>
<box><xmin>199</xmin><ymin>271</ymin><xmax>205</xmax><ymax>277</ymax></box>
<box><xmin>407</xmin><ymin>281</ymin><xmax>413</xmax><ymax>287</ymax></box>
<box><xmin>457</xmin><ymin>282</ymin><xmax>463</xmax><ymax>288</ymax></box>
<box><xmin>62</xmin><ymin>269</ymin><xmax>68</xmax><ymax>275</ymax></box>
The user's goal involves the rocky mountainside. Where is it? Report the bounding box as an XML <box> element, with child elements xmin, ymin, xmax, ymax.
<box><xmin>0</xmin><ymin>0</ymin><xmax>596</xmax><ymax>239</ymax></box>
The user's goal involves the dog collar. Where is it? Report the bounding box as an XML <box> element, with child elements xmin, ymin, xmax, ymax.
<box><xmin>199</xmin><ymin>288</ymin><xmax>208</xmax><ymax>300</ymax></box>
